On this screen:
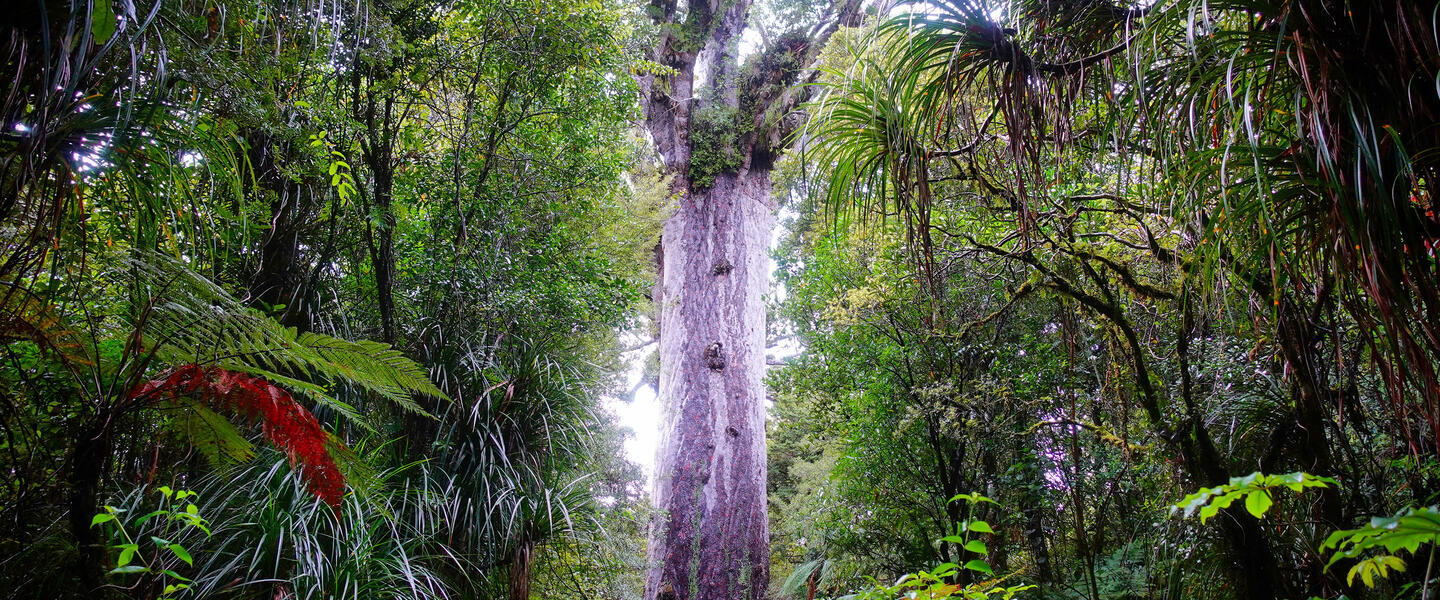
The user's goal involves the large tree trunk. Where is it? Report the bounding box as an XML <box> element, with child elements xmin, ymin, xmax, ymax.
<box><xmin>646</xmin><ymin>169</ymin><xmax>773</xmax><ymax>600</ymax></box>
<box><xmin>639</xmin><ymin>0</ymin><xmax>859</xmax><ymax>596</ymax></box>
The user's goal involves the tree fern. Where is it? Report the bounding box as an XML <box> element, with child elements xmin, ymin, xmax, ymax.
<box><xmin>123</xmin><ymin>252</ymin><xmax>448</xmax><ymax>421</ymax></box>
<box><xmin>166</xmin><ymin>400</ymin><xmax>257</xmax><ymax>466</ymax></box>
<box><xmin>0</xmin><ymin>283</ymin><xmax>97</xmax><ymax>367</ymax></box>
<box><xmin>0</xmin><ymin>250</ymin><xmax>449</xmax><ymax>506</ymax></box>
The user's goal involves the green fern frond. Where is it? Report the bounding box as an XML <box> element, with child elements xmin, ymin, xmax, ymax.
<box><xmin>198</xmin><ymin>361</ymin><xmax>378</xmax><ymax>434</ymax></box>
<box><xmin>165</xmin><ymin>398</ymin><xmax>257</xmax><ymax>466</ymax></box>
<box><xmin>119</xmin><ymin>252</ymin><xmax>450</xmax><ymax>424</ymax></box>
<box><xmin>295</xmin><ymin>330</ymin><xmax>447</xmax><ymax>416</ymax></box>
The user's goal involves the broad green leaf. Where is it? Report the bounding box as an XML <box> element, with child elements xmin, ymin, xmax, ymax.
<box><xmin>962</xmin><ymin>559</ymin><xmax>993</xmax><ymax>574</ymax></box>
<box><xmin>90</xmin><ymin>0</ymin><xmax>116</xmax><ymax>44</ymax></box>
<box><xmin>1212</xmin><ymin>490</ymin><xmax>1243</xmax><ymax>510</ymax></box>
<box><xmin>1176</xmin><ymin>489</ymin><xmax>1212</xmax><ymax>518</ymax></box>
<box><xmin>966</xmin><ymin>520</ymin><xmax>994</xmax><ymax>534</ymax></box>
<box><xmin>1245</xmin><ymin>490</ymin><xmax>1273</xmax><ymax>518</ymax></box>
<box><xmin>964</xmin><ymin>540</ymin><xmax>988</xmax><ymax>555</ymax></box>
<box><xmin>1232</xmin><ymin>472</ymin><xmax>1261</xmax><ymax>487</ymax></box>
<box><xmin>166</xmin><ymin>543</ymin><xmax>193</xmax><ymax>566</ymax></box>
<box><xmin>116</xmin><ymin>543</ymin><xmax>138</xmax><ymax>567</ymax></box>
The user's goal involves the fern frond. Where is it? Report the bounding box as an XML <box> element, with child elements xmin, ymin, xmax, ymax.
<box><xmin>294</xmin><ymin>330</ymin><xmax>446</xmax><ymax>416</ymax></box>
<box><xmin>119</xmin><ymin>252</ymin><xmax>449</xmax><ymax>424</ymax></box>
<box><xmin>204</xmin><ymin>362</ymin><xmax>378</xmax><ymax>434</ymax></box>
<box><xmin>135</xmin><ymin>365</ymin><xmax>346</xmax><ymax>506</ymax></box>
<box><xmin>0</xmin><ymin>284</ymin><xmax>96</xmax><ymax>366</ymax></box>
<box><xmin>165</xmin><ymin>398</ymin><xmax>257</xmax><ymax>466</ymax></box>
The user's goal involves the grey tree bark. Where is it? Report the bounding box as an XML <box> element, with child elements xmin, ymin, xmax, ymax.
<box><xmin>639</xmin><ymin>1</ymin><xmax>861</xmax><ymax>598</ymax></box>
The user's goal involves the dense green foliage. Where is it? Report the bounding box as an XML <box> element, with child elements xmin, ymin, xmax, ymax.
<box><xmin>767</xmin><ymin>1</ymin><xmax>1440</xmax><ymax>599</ymax></box>
<box><xmin>1</xmin><ymin>0</ymin><xmax>657</xmax><ymax>597</ymax></box>
<box><xmin>4</xmin><ymin>0</ymin><xmax>1439</xmax><ymax>599</ymax></box>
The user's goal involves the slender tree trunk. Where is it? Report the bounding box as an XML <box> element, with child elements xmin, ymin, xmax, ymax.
<box><xmin>372</xmin><ymin>167</ymin><xmax>397</xmax><ymax>345</ymax></box>
<box><xmin>361</xmin><ymin>93</ymin><xmax>399</xmax><ymax>346</ymax></box>
<box><xmin>646</xmin><ymin>169</ymin><xmax>773</xmax><ymax>600</ymax></box>
<box><xmin>244</xmin><ymin>130</ymin><xmax>314</xmax><ymax>330</ymax></box>
<box><xmin>68</xmin><ymin>418</ymin><xmax>112</xmax><ymax>593</ymax></box>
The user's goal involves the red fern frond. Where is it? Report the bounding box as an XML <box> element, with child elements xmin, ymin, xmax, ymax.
<box><xmin>133</xmin><ymin>365</ymin><xmax>345</xmax><ymax>507</ymax></box>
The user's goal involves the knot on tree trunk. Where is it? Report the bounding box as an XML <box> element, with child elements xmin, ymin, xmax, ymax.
<box><xmin>705</xmin><ymin>341</ymin><xmax>726</xmax><ymax>371</ymax></box>
<box><xmin>712</xmin><ymin>257</ymin><xmax>733</xmax><ymax>275</ymax></box>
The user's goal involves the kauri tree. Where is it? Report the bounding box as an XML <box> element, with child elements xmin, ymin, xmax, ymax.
<box><xmin>637</xmin><ymin>0</ymin><xmax>860</xmax><ymax>598</ymax></box>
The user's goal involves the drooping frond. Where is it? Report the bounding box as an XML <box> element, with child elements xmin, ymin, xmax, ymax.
<box><xmin>119</xmin><ymin>251</ymin><xmax>449</xmax><ymax>424</ymax></box>
<box><xmin>0</xmin><ymin>283</ymin><xmax>96</xmax><ymax>367</ymax></box>
<box><xmin>806</xmin><ymin>56</ymin><xmax>931</xmax><ymax>221</ymax></box>
<box><xmin>134</xmin><ymin>364</ymin><xmax>346</xmax><ymax>506</ymax></box>
<box><xmin>778</xmin><ymin>558</ymin><xmax>826</xmax><ymax>597</ymax></box>
<box><xmin>295</xmin><ymin>331</ymin><xmax>447</xmax><ymax>416</ymax></box>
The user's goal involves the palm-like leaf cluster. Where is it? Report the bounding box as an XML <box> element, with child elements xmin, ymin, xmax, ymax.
<box><xmin>430</xmin><ymin>338</ymin><xmax>602</xmax><ymax>566</ymax></box>
<box><xmin>1122</xmin><ymin>0</ymin><xmax>1440</xmax><ymax>432</ymax></box>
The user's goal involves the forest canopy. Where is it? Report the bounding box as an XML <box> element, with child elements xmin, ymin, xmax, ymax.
<box><xmin>1</xmin><ymin>0</ymin><xmax>1438</xmax><ymax>599</ymax></box>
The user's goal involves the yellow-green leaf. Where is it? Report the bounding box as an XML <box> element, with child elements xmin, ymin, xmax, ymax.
<box><xmin>1245</xmin><ymin>490</ymin><xmax>1273</xmax><ymax>518</ymax></box>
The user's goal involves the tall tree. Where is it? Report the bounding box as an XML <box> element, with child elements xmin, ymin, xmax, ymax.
<box><xmin>638</xmin><ymin>0</ymin><xmax>860</xmax><ymax>598</ymax></box>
